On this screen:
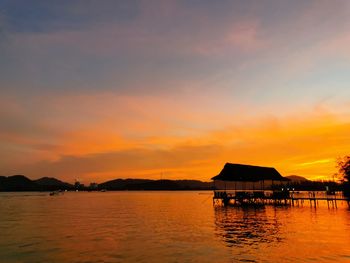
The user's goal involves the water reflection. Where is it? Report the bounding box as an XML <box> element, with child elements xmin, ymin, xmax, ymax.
<box><xmin>1</xmin><ymin>192</ymin><xmax>350</xmax><ymax>262</ymax></box>
<box><xmin>214</xmin><ymin>206</ymin><xmax>283</xmax><ymax>248</ymax></box>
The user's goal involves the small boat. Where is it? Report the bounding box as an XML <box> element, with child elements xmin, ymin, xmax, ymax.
<box><xmin>49</xmin><ymin>190</ymin><xmax>63</xmax><ymax>196</ymax></box>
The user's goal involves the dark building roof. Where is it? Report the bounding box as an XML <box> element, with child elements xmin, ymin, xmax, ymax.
<box><xmin>212</xmin><ymin>163</ymin><xmax>289</xmax><ymax>182</ymax></box>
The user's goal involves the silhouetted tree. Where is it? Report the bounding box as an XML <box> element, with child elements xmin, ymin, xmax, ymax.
<box><xmin>338</xmin><ymin>156</ymin><xmax>350</xmax><ymax>198</ymax></box>
<box><xmin>338</xmin><ymin>156</ymin><xmax>350</xmax><ymax>182</ymax></box>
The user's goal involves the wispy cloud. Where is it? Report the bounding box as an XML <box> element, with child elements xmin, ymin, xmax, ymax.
<box><xmin>298</xmin><ymin>159</ymin><xmax>333</xmax><ymax>167</ymax></box>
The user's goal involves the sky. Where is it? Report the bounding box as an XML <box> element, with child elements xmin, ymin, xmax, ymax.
<box><xmin>1</xmin><ymin>0</ymin><xmax>350</xmax><ymax>183</ymax></box>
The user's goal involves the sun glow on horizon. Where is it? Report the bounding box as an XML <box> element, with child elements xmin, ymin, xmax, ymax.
<box><xmin>2</xmin><ymin>101</ymin><xmax>347</xmax><ymax>183</ymax></box>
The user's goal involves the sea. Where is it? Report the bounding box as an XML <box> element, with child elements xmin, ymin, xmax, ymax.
<box><xmin>0</xmin><ymin>191</ymin><xmax>349</xmax><ymax>262</ymax></box>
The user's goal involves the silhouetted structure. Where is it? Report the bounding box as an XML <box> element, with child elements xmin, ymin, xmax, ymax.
<box><xmin>212</xmin><ymin>163</ymin><xmax>288</xmax><ymax>182</ymax></box>
<box><xmin>212</xmin><ymin>163</ymin><xmax>346</xmax><ymax>208</ymax></box>
<box><xmin>74</xmin><ymin>180</ymin><xmax>84</xmax><ymax>190</ymax></box>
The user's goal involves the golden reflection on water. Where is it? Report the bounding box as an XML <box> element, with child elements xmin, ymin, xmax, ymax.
<box><xmin>0</xmin><ymin>192</ymin><xmax>349</xmax><ymax>263</ymax></box>
<box><xmin>214</xmin><ymin>203</ymin><xmax>350</xmax><ymax>262</ymax></box>
<box><xmin>214</xmin><ymin>206</ymin><xmax>283</xmax><ymax>247</ymax></box>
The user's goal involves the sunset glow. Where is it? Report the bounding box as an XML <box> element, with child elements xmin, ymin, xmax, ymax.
<box><xmin>1</xmin><ymin>1</ymin><xmax>350</xmax><ymax>183</ymax></box>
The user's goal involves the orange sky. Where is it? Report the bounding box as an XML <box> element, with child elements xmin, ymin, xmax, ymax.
<box><xmin>1</xmin><ymin>92</ymin><xmax>349</xmax><ymax>183</ymax></box>
<box><xmin>1</xmin><ymin>1</ymin><xmax>350</xmax><ymax>183</ymax></box>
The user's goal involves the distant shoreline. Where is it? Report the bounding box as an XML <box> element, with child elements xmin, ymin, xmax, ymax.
<box><xmin>0</xmin><ymin>174</ymin><xmax>345</xmax><ymax>192</ymax></box>
<box><xmin>0</xmin><ymin>175</ymin><xmax>213</xmax><ymax>192</ymax></box>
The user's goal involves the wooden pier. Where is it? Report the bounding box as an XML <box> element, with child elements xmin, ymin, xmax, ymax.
<box><xmin>211</xmin><ymin>163</ymin><xmax>350</xmax><ymax>209</ymax></box>
<box><xmin>213</xmin><ymin>190</ymin><xmax>350</xmax><ymax>208</ymax></box>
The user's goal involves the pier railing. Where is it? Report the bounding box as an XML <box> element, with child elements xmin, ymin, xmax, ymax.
<box><xmin>213</xmin><ymin>190</ymin><xmax>349</xmax><ymax>208</ymax></box>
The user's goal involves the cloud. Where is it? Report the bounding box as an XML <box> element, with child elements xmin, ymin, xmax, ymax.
<box><xmin>298</xmin><ymin>159</ymin><xmax>333</xmax><ymax>167</ymax></box>
<box><xmin>22</xmin><ymin>144</ymin><xmax>222</xmax><ymax>182</ymax></box>
<box><xmin>1</xmin><ymin>0</ymin><xmax>350</xmax><ymax>99</ymax></box>
<box><xmin>4</xmin><ymin>103</ymin><xmax>348</xmax><ymax>182</ymax></box>
<box><xmin>0</xmin><ymin>0</ymin><xmax>141</xmax><ymax>33</ymax></box>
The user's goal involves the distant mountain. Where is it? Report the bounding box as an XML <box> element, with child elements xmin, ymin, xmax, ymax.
<box><xmin>98</xmin><ymin>179</ymin><xmax>153</xmax><ymax>190</ymax></box>
<box><xmin>0</xmin><ymin>174</ymin><xmax>345</xmax><ymax>192</ymax></box>
<box><xmin>285</xmin><ymin>175</ymin><xmax>309</xmax><ymax>182</ymax></box>
<box><xmin>34</xmin><ymin>177</ymin><xmax>73</xmax><ymax>190</ymax></box>
<box><xmin>172</xmin><ymin>180</ymin><xmax>213</xmax><ymax>190</ymax></box>
<box><xmin>0</xmin><ymin>175</ymin><xmax>213</xmax><ymax>191</ymax></box>
<box><xmin>0</xmin><ymin>175</ymin><xmax>38</xmax><ymax>191</ymax></box>
<box><xmin>98</xmin><ymin>178</ymin><xmax>213</xmax><ymax>190</ymax></box>
<box><xmin>0</xmin><ymin>175</ymin><xmax>73</xmax><ymax>191</ymax></box>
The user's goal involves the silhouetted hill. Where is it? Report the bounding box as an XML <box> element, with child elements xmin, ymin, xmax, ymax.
<box><xmin>98</xmin><ymin>179</ymin><xmax>213</xmax><ymax>190</ymax></box>
<box><xmin>127</xmin><ymin>180</ymin><xmax>180</xmax><ymax>190</ymax></box>
<box><xmin>98</xmin><ymin>179</ymin><xmax>153</xmax><ymax>190</ymax></box>
<box><xmin>0</xmin><ymin>175</ymin><xmax>38</xmax><ymax>191</ymax></box>
<box><xmin>0</xmin><ymin>175</ymin><xmax>73</xmax><ymax>191</ymax></box>
<box><xmin>0</xmin><ymin>175</ymin><xmax>212</xmax><ymax>191</ymax></box>
<box><xmin>34</xmin><ymin>177</ymin><xmax>73</xmax><ymax>191</ymax></box>
<box><xmin>173</xmin><ymin>180</ymin><xmax>213</xmax><ymax>190</ymax></box>
<box><xmin>285</xmin><ymin>177</ymin><xmax>341</xmax><ymax>191</ymax></box>
<box><xmin>285</xmin><ymin>175</ymin><xmax>309</xmax><ymax>182</ymax></box>
<box><xmin>0</xmin><ymin>174</ymin><xmax>347</xmax><ymax>192</ymax></box>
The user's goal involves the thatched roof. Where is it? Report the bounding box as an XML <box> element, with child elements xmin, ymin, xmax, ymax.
<box><xmin>212</xmin><ymin>163</ymin><xmax>289</xmax><ymax>182</ymax></box>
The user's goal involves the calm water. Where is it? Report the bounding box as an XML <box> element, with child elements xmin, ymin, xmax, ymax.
<box><xmin>0</xmin><ymin>191</ymin><xmax>349</xmax><ymax>263</ymax></box>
